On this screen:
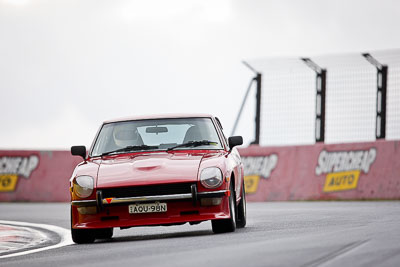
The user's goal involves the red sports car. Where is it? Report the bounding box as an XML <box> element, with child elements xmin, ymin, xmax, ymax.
<box><xmin>70</xmin><ymin>114</ymin><xmax>246</xmax><ymax>243</ymax></box>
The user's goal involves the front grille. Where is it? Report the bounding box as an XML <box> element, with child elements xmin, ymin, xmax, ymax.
<box><xmin>101</xmin><ymin>182</ymin><xmax>194</xmax><ymax>198</ymax></box>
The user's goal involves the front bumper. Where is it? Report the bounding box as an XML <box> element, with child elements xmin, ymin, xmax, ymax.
<box><xmin>71</xmin><ymin>185</ymin><xmax>230</xmax><ymax>229</ymax></box>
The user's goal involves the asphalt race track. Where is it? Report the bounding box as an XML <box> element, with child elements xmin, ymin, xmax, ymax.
<box><xmin>1</xmin><ymin>202</ymin><xmax>400</xmax><ymax>267</ymax></box>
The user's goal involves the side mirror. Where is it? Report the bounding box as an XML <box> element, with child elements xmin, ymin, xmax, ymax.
<box><xmin>71</xmin><ymin>146</ymin><xmax>87</xmax><ymax>160</ymax></box>
<box><xmin>228</xmin><ymin>136</ymin><xmax>243</xmax><ymax>150</ymax></box>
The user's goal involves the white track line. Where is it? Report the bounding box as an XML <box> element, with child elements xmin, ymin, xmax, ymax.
<box><xmin>0</xmin><ymin>220</ymin><xmax>73</xmax><ymax>259</ymax></box>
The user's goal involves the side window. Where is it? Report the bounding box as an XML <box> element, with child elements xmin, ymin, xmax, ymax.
<box><xmin>215</xmin><ymin>117</ymin><xmax>229</xmax><ymax>148</ymax></box>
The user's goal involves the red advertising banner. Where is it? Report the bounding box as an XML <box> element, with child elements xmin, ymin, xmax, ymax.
<box><xmin>239</xmin><ymin>140</ymin><xmax>400</xmax><ymax>201</ymax></box>
<box><xmin>1</xmin><ymin>140</ymin><xmax>399</xmax><ymax>202</ymax></box>
<box><xmin>0</xmin><ymin>150</ymin><xmax>81</xmax><ymax>202</ymax></box>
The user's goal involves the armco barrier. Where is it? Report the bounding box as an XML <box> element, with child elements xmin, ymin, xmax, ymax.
<box><xmin>0</xmin><ymin>140</ymin><xmax>399</xmax><ymax>202</ymax></box>
<box><xmin>239</xmin><ymin>140</ymin><xmax>400</xmax><ymax>201</ymax></box>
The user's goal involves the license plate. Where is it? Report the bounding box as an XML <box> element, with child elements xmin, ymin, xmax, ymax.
<box><xmin>129</xmin><ymin>202</ymin><xmax>167</xmax><ymax>214</ymax></box>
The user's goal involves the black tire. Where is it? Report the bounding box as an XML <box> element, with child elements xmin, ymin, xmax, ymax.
<box><xmin>71</xmin><ymin>228</ymin><xmax>96</xmax><ymax>244</ymax></box>
<box><xmin>71</xmin><ymin>207</ymin><xmax>95</xmax><ymax>244</ymax></box>
<box><xmin>236</xmin><ymin>180</ymin><xmax>247</xmax><ymax>228</ymax></box>
<box><xmin>96</xmin><ymin>228</ymin><xmax>113</xmax><ymax>239</ymax></box>
<box><xmin>212</xmin><ymin>183</ymin><xmax>236</xmax><ymax>234</ymax></box>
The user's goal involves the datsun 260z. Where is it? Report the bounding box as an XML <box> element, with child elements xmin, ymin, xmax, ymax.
<box><xmin>70</xmin><ymin>114</ymin><xmax>246</xmax><ymax>243</ymax></box>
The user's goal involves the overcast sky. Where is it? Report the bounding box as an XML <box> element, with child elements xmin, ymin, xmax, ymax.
<box><xmin>1</xmin><ymin>0</ymin><xmax>400</xmax><ymax>149</ymax></box>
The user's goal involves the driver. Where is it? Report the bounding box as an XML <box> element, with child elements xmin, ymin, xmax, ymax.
<box><xmin>113</xmin><ymin>123</ymin><xmax>143</xmax><ymax>148</ymax></box>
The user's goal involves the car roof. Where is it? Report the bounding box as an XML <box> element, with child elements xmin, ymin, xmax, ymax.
<box><xmin>103</xmin><ymin>113</ymin><xmax>215</xmax><ymax>124</ymax></box>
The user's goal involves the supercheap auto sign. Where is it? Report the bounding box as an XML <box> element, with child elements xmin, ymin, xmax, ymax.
<box><xmin>0</xmin><ymin>150</ymin><xmax>83</xmax><ymax>202</ymax></box>
<box><xmin>241</xmin><ymin>154</ymin><xmax>278</xmax><ymax>194</ymax></box>
<box><xmin>0</xmin><ymin>155</ymin><xmax>39</xmax><ymax>192</ymax></box>
<box><xmin>238</xmin><ymin>141</ymin><xmax>398</xmax><ymax>201</ymax></box>
<box><xmin>315</xmin><ymin>148</ymin><xmax>376</xmax><ymax>192</ymax></box>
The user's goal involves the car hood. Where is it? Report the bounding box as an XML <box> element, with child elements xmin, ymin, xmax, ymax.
<box><xmin>96</xmin><ymin>152</ymin><xmax>208</xmax><ymax>188</ymax></box>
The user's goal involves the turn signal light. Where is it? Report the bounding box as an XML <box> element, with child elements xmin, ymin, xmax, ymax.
<box><xmin>77</xmin><ymin>206</ymin><xmax>97</xmax><ymax>215</ymax></box>
<box><xmin>200</xmin><ymin>198</ymin><xmax>222</xmax><ymax>206</ymax></box>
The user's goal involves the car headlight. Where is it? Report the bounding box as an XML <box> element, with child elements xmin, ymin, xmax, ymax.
<box><xmin>200</xmin><ymin>167</ymin><xmax>223</xmax><ymax>189</ymax></box>
<box><xmin>73</xmin><ymin>175</ymin><xmax>94</xmax><ymax>198</ymax></box>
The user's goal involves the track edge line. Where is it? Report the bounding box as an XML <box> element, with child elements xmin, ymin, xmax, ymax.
<box><xmin>0</xmin><ymin>220</ymin><xmax>73</xmax><ymax>259</ymax></box>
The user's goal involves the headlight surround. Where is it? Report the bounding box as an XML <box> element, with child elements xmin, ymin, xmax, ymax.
<box><xmin>73</xmin><ymin>175</ymin><xmax>94</xmax><ymax>198</ymax></box>
<box><xmin>200</xmin><ymin>167</ymin><xmax>223</xmax><ymax>189</ymax></box>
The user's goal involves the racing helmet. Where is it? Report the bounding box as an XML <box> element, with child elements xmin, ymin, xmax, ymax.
<box><xmin>113</xmin><ymin>123</ymin><xmax>140</xmax><ymax>148</ymax></box>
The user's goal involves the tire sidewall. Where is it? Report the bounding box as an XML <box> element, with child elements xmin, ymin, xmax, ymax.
<box><xmin>229</xmin><ymin>183</ymin><xmax>237</xmax><ymax>231</ymax></box>
<box><xmin>236</xmin><ymin>180</ymin><xmax>247</xmax><ymax>228</ymax></box>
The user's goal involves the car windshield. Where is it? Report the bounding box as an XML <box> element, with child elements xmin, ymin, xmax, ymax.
<box><xmin>91</xmin><ymin>117</ymin><xmax>223</xmax><ymax>157</ymax></box>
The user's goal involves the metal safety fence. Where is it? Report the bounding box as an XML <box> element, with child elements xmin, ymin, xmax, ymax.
<box><xmin>235</xmin><ymin>49</ymin><xmax>400</xmax><ymax>146</ymax></box>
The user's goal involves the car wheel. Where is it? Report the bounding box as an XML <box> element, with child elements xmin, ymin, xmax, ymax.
<box><xmin>71</xmin><ymin>207</ymin><xmax>95</xmax><ymax>244</ymax></box>
<box><xmin>236</xmin><ymin>180</ymin><xmax>246</xmax><ymax>228</ymax></box>
<box><xmin>211</xmin><ymin>182</ymin><xmax>236</xmax><ymax>233</ymax></box>
<box><xmin>96</xmin><ymin>228</ymin><xmax>114</xmax><ymax>239</ymax></box>
<box><xmin>71</xmin><ymin>228</ymin><xmax>96</xmax><ymax>244</ymax></box>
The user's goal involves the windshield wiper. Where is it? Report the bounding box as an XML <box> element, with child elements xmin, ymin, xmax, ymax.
<box><xmin>167</xmin><ymin>140</ymin><xmax>218</xmax><ymax>151</ymax></box>
<box><xmin>101</xmin><ymin>145</ymin><xmax>159</xmax><ymax>157</ymax></box>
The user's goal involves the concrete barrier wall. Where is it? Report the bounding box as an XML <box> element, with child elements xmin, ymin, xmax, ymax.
<box><xmin>1</xmin><ymin>140</ymin><xmax>399</xmax><ymax>202</ymax></box>
<box><xmin>239</xmin><ymin>140</ymin><xmax>400</xmax><ymax>201</ymax></box>
<box><xmin>0</xmin><ymin>151</ymin><xmax>81</xmax><ymax>202</ymax></box>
